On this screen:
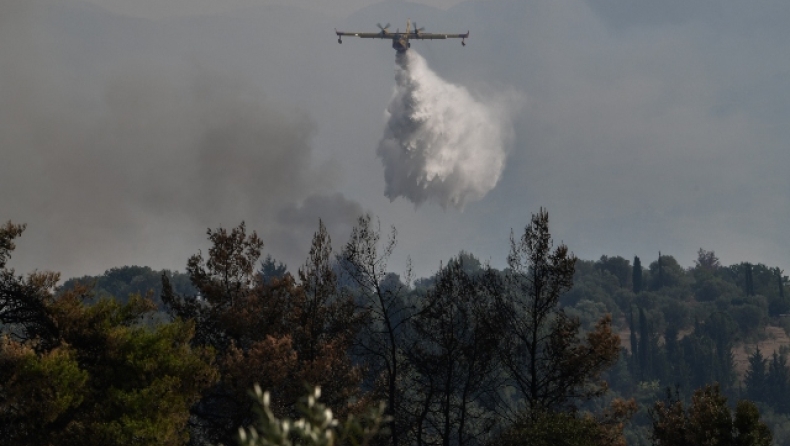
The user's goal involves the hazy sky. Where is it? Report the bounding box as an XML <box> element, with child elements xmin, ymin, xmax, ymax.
<box><xmin>2</xmin><ymin>0</ymin><xmax>789</xmax><ymax>280</ymax></box>
<box><xmin>79</xmin><ymin>0</ymin><xmax>465</xmax><ymax>19</ymax></box>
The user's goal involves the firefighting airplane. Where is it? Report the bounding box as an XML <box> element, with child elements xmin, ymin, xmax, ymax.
<box><xmin>335</xmin><ymin>19</ymin><xmax>469</xmax><ymax>52</ymax></box>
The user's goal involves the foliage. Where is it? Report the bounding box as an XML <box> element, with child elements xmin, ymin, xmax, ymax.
<box><xmin>0</xmin><ymin>292</ymin><xmax>217</xmax><ymax>445</ymax></box>
<box><xmin>164</xmin><ymin>221</ymin><xmax>364</xmax><ymax>445</ymax></box>
<box><xmin>0</xmin><ymin>221</ymin><xmax>26</xmax><ymax>269</ymax></box>
<box><xmin>0</xmin><ymin>221</ymin><xmax>60</xmax><ymax>345</ymax></box>
<box><xmin>61</xmin><ymin>265</ymin><xmax>195</xmax><ymax>309</ymax></box>
<box><xmin>648</xmin><ymin>254</ymin><xmax>688</xmax><ymax>291</ymax></box>
<box><xmin>7</xmin><ymin>208</ymin><xmax>789</xmax><ymax>445</ymax></box>
<box><xmin>695</xmin><ymin>249</ymin><xmax>721</xmax><ymax>272</ymax></box>
<box><xmin>596</xmin><ymin>255</ymin><xmax>632</xmax><ymax>289</ymax></box>
<box><xmin>0</xmin><ymin>336</ymin><xmax>87</xmax><ymax>443</ymax></box>
<box><xmin>500</xmin><ymin>209</ymin><xmax>621</xmax><ymax>416</ymax></box>
<box><xmin>650</xmin><ymin>384</ymin><xmax>772</xmax><ymax>446</ymax></box>
<box><xmin>260</xmin><ymin>255</ymin><xmax>288</xmax><ymax>284</ymax></box>
<box><xmin>0</xmin><ymin>220</ymin><xmax>218</xmax><ymax>445</ymax></box>
<box><xmin>495</xmin><ymin>398</ymin><xmax>636</xmax><ymax>446</ymax></box>
<box><xmin>745</xmin><ymin>348</ymin><xmax>768</xmax><ymax>404</ymax></box>
<box><xmin>764</xmin><ymin>352</ymin><xmax>790</xmax><ymax>414</ymax></box>
<box><xmin>407</xmin><ymin>257</ymin><xmax>504</xmax><ymax>445</ymax></box>
<box><xmin>633</xmin><ymin>256</ymin><xmax>643</xmax><ymax>294</ymax></box>
<box><xmin>56</xmin><ymin>296</ymin><xmax>218</xmax><ymax>445</ymax></box>
<box><xmin>238</xmin><ymin>386</ymin><xmax>388</xmax><ymax>446</ymax></box>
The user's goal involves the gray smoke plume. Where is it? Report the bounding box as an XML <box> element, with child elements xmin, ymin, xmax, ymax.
<box><xmin>377</xmin><ymin>51</ymin><xmax>514</xmax><ymax>209</ymax></box>
<box><xmin>0</xmin><ymin>0</ymin><xmax>363</xmax><ymax>278</ymax></box>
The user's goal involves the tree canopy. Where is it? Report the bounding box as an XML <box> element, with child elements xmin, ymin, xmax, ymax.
<box><xmin>1</xmin><ymin>213</ymin><xmax>785</xmax><ymax>446</ymax></box>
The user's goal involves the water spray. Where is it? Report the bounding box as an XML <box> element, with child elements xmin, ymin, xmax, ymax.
<box><xmin>377</xmin><ymin>51</ymin><xmax>512</xmax><ymax>209</ymax></box>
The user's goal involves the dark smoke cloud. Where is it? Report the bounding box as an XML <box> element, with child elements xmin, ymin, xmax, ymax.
<box><xmin>0</xmin><ymin>0</ymin><xmax>362</xmax><ymax>278</ymax></box>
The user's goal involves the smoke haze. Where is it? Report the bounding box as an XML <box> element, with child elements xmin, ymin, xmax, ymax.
<box><xmin>377</xmin><ymin>51</ymin><xmax>513</xmax><ymax>209</ymax></box>
<box><xmin>0</xmin><ymin>0</ymin><xmax>363</xmax><ymax>278</ymax></box>
<box><xmin>4</xmin><ymin>0</ymin><xmax>790</xmax><ymax>279</ymax></box>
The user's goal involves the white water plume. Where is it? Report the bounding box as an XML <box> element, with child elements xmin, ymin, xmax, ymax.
<box><xmin>377</xmin><ymin>51</ymin><xmax>513</xmax><ymax>209</ymax></box>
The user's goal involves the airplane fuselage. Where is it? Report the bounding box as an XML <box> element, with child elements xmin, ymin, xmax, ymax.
<box><xmin>392</xmin><ymin>34</ymin><xmax>410</xmax><ymax>52</ymax></box>
<box><xmin>335</xmin><ymin>19</ymin><xmax>468</xmax><ymax>52</ymax></box>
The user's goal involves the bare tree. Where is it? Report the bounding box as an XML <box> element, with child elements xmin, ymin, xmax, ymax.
<box><xmin>340</xmin><ymin>214</ymin><xmax>412</xmax><ymax>446</ymax></box>
<box><xmin>499</xmin><ymin>209</ymin><xmax>620</xmax><ymax>418</ymax></box>
<box><xmin>408</xmin><ymin>257</ymin><xmax>505</xmax><ymax>446</ymax></box>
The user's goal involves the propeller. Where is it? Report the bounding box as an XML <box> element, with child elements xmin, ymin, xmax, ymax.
<box><xmin>413</xmin><ymin>22</ymin><xmax>425</xmax><ymax>33</ymax></box>
<box><xmin>377</xmin><ymin>22</ymin><xmax>390</xmax><ymax>33</ymax></box>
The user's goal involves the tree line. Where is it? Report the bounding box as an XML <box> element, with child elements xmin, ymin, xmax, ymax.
<box><xmin>560</xmin><ymin>248</ymin><xmax>789</xmax><ymax>444</ymax></box>
<box><xmin>0</xmin><ymin>211</ymin><xmax>782</xmax><ymax>445</ymax></box>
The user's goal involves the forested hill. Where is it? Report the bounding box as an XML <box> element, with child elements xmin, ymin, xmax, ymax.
<box><xmin>4</xmin><ymin>215</ymin><xmax>789</xmax><ymax>445</ymax></box>
<box><xmin>561</xmin><ymin>252</ymin><xmax>790</xmax><ymax>443</ymax></box>
<box><xmin>62</xmin><ymin>249</ymin><xmax>790</xmax><ymax>372</ymax></box>
<box><xmin>59</xmin><ymin>248</ymin><xmax>790</xmax><ymax>444</ymax></box>
<box><xmin>61</xmin><ymin>265</ymin><xmax>195</xmax><ymax>308</ymax></box>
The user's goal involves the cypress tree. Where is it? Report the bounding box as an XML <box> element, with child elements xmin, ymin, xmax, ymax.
<box><xmin>639</xmin><ymin>308</ymin><xmax>651</xmax><ymax>380</ymax></box>
<box><xmin>745</xmin><ymin>263</ymin><xmax>755</xmax><ymax>296</ymax></box>
<box><xmin>658</xmin><ymin>251</ymin><xmax>664</xmax><ymax>289</ymax></box>
<box><xmin>629</xmin><ymin>309</ymin><xmax>639</xmax><ymax>375</ymax></box>
<box><xmin>632</xmin><ymin>256</ymin><xmax>642</xmax><ymax>294</ymax></box>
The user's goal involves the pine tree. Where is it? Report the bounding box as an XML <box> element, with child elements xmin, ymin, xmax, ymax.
<box><xmin>707</xmin><ymin>312</ymin><xmax>737</xmax><ymax>393</ymax></box>
<box><xmin>0</xmin><ymin>292</ymin><xmax>218</xmax><ymax>445</ymax></box>
<box><xmin>766</xmin><ymin>352</ymin><xmax>790</xmax><ymax>414</ymax></box>
<box><xmin>745</xmin><ymin>347</ymin><xmax>767</xmax><ymax>403</ymax></box>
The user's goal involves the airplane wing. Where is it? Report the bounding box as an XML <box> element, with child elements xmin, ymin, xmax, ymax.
<box><xmin>412</xmin><ymin>32</ymin><xmax>469</xmax><ymax>40</ymax></box>
<box><xmin>336</xmin><ymin>31</ymin><xmax>389</xmax><ymax>39</ymax></box>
